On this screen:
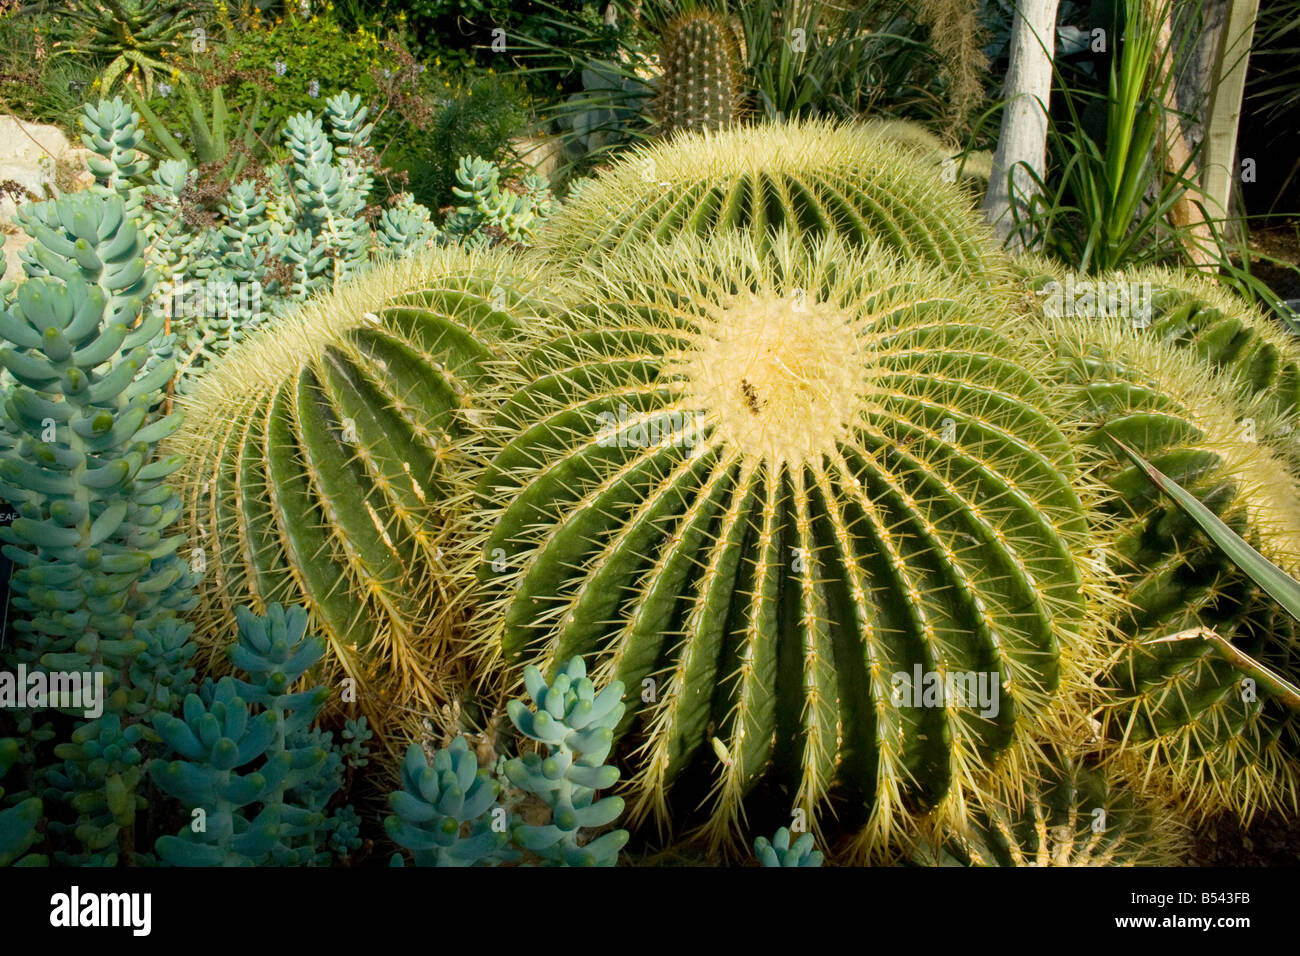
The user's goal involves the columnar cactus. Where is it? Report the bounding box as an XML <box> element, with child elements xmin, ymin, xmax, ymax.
<box><xmin>471</xmin><ymin>232</ymin><xmax>1105</xmax><ymax>855</ymax></box>
<box><xmin>913</xmin><ymin>750</ymin><xmax>1188</xmax><ymax>866</ymax></box>
<box><xmin>533</xmin><ymin>119</ymin><xmax>1005</xmax><ymax>280</ymax></box>
<box><xmin>655</xmin><ymin>10</ymin><xmax>746</xmax><ymax>136</ymax></box>
<box><xmin>167</xmin><ymin>251</ymin><xmax>557</xmax><ymax>737</ymax></box>
<box><xmin>1040</xmin><ymin>316</ymin><xmax>1300</xmax><ymax>820</ymax></box>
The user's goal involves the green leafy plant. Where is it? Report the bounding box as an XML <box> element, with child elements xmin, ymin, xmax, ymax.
<box><xmin>36</xmin><ymin>0</ymin><xmax>211</xmax><ymax>96</ymax></box>
<box><xmin>0</xmin><ymin>738</ymin><xmax>46</xmax><ymax>866</ymax></box>
<box><xmin>0</xmin><ymin>185</ymin><xmax>200</xmax><ymax>863</ymax></box>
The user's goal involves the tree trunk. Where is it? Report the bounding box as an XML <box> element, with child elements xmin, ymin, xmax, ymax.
<box><xmin>1201</xmin><ymin>0</ymin><xmax>1260</xmax><ymax>231</ymax></box>
<box><xmin>982</xmin><ymin>0</ymin><xmax>1061</xmax><ymax>253</ymax></box>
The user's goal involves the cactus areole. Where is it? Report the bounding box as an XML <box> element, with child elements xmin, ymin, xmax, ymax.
<box><xmin>474</xmin><ymin>234</ymin><xmax>1097</xmax><ymax>849</ymax></box>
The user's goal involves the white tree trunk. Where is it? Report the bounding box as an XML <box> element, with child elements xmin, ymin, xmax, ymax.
<box><xmin>1201</xmin><ymin>0</ymin><xmax>1260</xmax><ymax>230</ymax></box>
<box><xmin>982</xmin><ymin>0</ymin><xmax>1061</xmax><ymax>253</ymax></box>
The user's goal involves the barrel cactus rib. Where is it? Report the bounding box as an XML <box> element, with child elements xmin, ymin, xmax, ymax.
<box><xmin>534</xmin><ymin>120</ymin><xmax>1006</xmax><ymax>280</ymax></box>
<box><xmin>169</xmin><ymin>251</ymin><xmax>553</xmax><ymax>738</ymax></box>
<box><xmin>472</xmin><ymin>232</ymin><xmax>1104</xmax><ymax>855</ymax></box>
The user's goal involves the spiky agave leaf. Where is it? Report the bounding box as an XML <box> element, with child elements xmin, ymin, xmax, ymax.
<box><xmin>167</xmin><ymin>249</ymin><xmax>557</xmax><ymax>740</ymax></box>
<box><xmin>913</xmin><ymin>748</ymin><xmax>1189</xmax><ymax>866</ymax></box>
<box><xmin>1037</xmin><ymin>315</ymin><xmax>1300</xmax><ymax>821</ymax></box>
<box><xmin>469</xmin><ymin>230</ymin><xmax>1109</xmax><ymax>858</ymax></box>
<box><xmin>532</xmin><ymin>118</ymin><xmax>1007</xmax><ymax>280</ymax></box>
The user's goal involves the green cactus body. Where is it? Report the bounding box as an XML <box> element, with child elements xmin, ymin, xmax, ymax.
<box><xmin>1041</xmin><ymin>317</ymin><xmax>1300</xmax><ymax>820</ymax></box>
<box><xmin>471</xmin><ymin>232</ymin><xmax>1104</xmax><ymax>856</ymax></box>
<box><xmin>656</xmin><ymin>10</ymin><xmax>745</xmax><ymax>137</ymax></box>
<box><xmin>533</xmin><ymin>119</ymin><xmax>1004</xmax><ymax>280</ymax></box>
<box><xmin>914</xmin><ymin>751</ymin><xmax>1188</xmax><ymax>866</ymax></box>
<box><xmin>168</xmin><ymin>251</ymin><xmax>556</xmax><ymax>737</ymax></box>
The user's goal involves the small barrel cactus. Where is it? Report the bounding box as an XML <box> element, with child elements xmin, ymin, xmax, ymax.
<box><xmin>470</xmin><ymin>231</ymin><xmax>1105</xmax><ymax>856</ymax></box>
<box><xmin>167</xmin><ymin>249</ymin><xmax>556</xmax><ymax>739</ymax></box>
<box><xmin>913</xmin><ymin>751</ymin><xmax>1189</xmax><ymax>866</ymax></box>
<box><xmin>533</xmin><ymin>118</ymin><xmax>1006</xmax><ymax>280</ymax></box>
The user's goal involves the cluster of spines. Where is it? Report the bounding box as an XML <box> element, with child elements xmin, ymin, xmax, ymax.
<box><xmin>913</xmin><ymin>750</ymin><xmax>1188</xmax><ymax>866</ymax></box>
<box><xmin>1033</xmin><ymin>312</ymin><xmax>1300</xmax><ymax>821</ymax></box>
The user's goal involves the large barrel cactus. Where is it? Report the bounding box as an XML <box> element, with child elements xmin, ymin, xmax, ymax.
<box><xmin>913</xmin><ymin>750</ymin><xmax>1188</xmax><ymax>866</ymax></box>
<box><xmin>1039</xmin><ymin>316</ymin><xmax>1300</xmax><ymax>819</ymax></box>
<box><xmin>535</xmin><ymin>119</ymin><xmax>1005</xmax><ymax>280</ymax></box>
<box><xmin>168</xmin><ymin>249</ymin><xmax>555</xmax><ymax>735</ymax></box>
<box><xmin>470</xmin><ymin>232</ymin><xmax>1106</xmax><ymax>855</ymax></box>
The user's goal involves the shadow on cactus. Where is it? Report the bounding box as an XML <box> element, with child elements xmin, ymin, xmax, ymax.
<box><xmin>469</xmin><ymin>230</ymin><xmax>1110</xmax><ymax>859</ymax></box>
<box><xmin>167</xmin><ymin>249</ymin><xmax>560</xmax><ymax>743</ymax></box>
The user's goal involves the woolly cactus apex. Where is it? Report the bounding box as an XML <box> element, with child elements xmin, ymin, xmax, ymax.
<box><xmin>532</xmin><ymin>118</ymin><xmax>1006</xmax><ymax>280</ymax></box>
<box><xmin>1038</xmin><ymin>316</ymin><xmax>1300</xmax><ymax>821</ymax></box>
<box><xmin>505</xmin><ymin>656</ymin><xmax>629</xmax><ymax>867</ymax></box>
<box><xmin>386</xmin><ymin>735</ymin><xmax>512</xmax><ymax>867</ymax></box>
<box><xmin>471</xmin><ymin>231</ymin><xmax>1105</xmax><ymax>856</ymax></box>
<box><xmin>0</xmin><ymin>189</ymin><xmax>195</xmax><ymax>676</ymax></box>
<box><xmin>754</xmin><ymin>827</ymin><xmax>823</xmax><ymax>867</ymax></box>
<box><xmin>913</xmin><ymin>750</ymin><xmax>1189</xmax><ymax>866</ymax></box>
<box><xmin>655</xmin><ymin>10</ymin><xmax>745</xmax><ymax>137</ymax></box>
<box><xmin>167</xmin><ymin>250</ymin><xmax>558</xmax><ymax>739</ymax></box>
